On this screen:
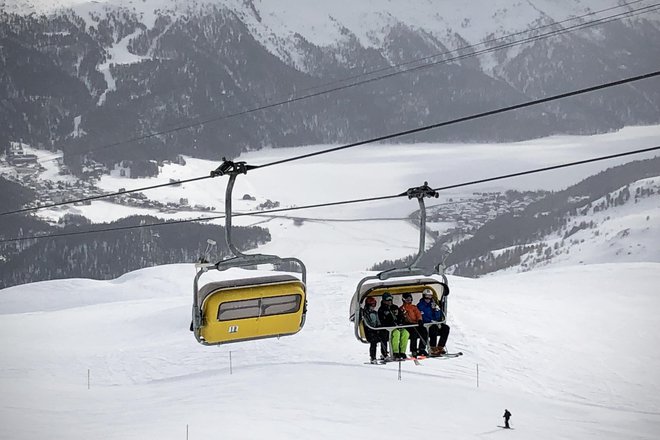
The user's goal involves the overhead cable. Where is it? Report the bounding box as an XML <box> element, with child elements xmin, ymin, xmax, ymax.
<box><xmin>254</xmin><ymin>70</ymin><xmax>660</xmax><ymax>168</ymax></box>
<box><xmin>41</xmin><ymin>1</ymin><xmax>659</xmax><ymax>161</ymax></box>
<box><xmin>300</xmin><ymin>0</ymin><xmax>652</xmax><ymax>93</ymax></box>
<box><xmin>2</xmin><ymin>68</ymin><xmax>659</xmax><ymax>217</ymax></box>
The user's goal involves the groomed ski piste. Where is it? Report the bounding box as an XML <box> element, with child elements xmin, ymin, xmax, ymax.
<box><xmin>1</xmin><ymin>262</ymin><xmax>659</xmax><ymax>439</ymax></box>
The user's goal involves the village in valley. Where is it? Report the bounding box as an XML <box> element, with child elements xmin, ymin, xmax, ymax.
<box><xmin>1</xmin><ymin>143</ymin><xmax>284</xmax><ymax>222</ymax></box>
<box><xmin>0</xmin><ymin>143</ymin><xmax>215</xmax><ymax>219</ymax></box>
<box><xmin>425</xmin><ymin>190</ymin><xmax>547</xmax><ymax>238</ymax></box>
<box><xmin>2</xmin><ymin>141</ymin><xmax>548</xmax><ymax>231</ymax></box>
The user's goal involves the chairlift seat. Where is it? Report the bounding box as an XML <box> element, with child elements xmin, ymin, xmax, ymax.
<box><xmin>351</xmin><ymin>277</ymin><xmax>449</xmax><ymax>343</ymax></box>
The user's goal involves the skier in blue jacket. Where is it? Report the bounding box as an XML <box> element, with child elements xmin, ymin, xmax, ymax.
<box><xmin>417</xmin><ymin>288</ymin><xmax>451</xmax><ymax>356</ymax></box>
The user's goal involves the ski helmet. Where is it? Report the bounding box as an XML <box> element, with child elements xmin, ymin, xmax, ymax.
<box><xmin>382</xmin><ymin>292</ymin><xmax>393</xmax><ymax>301</ymax></box>
<box><xmin>402</xmin><ymin>292</ymin><xmax>413</xmax><ymax>301</ymax></box>
<box><xmin>422</xmin><ymin>288</ymin><xmax>434</xmax><ymax>297</ymax></box>
<box><xmin>365</xmin><ymin>296</ymin><xmax>377</xmax><ymax>307</ymax></box>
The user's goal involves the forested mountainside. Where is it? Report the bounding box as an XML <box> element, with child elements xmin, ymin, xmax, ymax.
<box><xmin>1</xmin><ymin>1</ymin><xmax>659</xmax><ymax>177</ymax></box>
<box><xmin>0</xmin><ymin>210</ymin><xmax>271</xmax><ymax>288</ymax></box>
<box><xmin>372</xmin><ymin>156</ymin><xmax>660</xmax><ymax>276</ymax></box>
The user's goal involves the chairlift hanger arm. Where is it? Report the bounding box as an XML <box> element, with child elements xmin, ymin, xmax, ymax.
<box><xmin>210</xmin><ymin>158</ymin><xmax>257</xmax><ymax>178</ymax></box>
<box><xmin>209</xmin><ymin>158</ymin><xmax>258</xmax><ymax>257</ymax></box>
<box><xmin>204</xmin><ymin>157</ymin><xmax>308</xmax><ymax>282</ymax></box>
<box><xmin>401</xmin><ymin>181</ymin><xmax>439</xmax><ymax>200</ymax></box>
<box><xmin>399</xmin><ymin>182</ymin><xmax>438</xmax><ymax>269</ymax></box>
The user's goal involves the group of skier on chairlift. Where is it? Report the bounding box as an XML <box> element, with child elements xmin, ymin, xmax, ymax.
<box><xmin>362</xmin><ymin>288</ymin><xmax>451</xmax><ymax>363</ymax></box>
<box><xmin>195</xmin><ymin>168</ymin><xmax>452</xmax><ymax>366</ymax></box>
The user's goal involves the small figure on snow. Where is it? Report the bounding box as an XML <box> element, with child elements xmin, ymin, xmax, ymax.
<box><xmin>362</xmin><ymin>296</ymin><xmax>389</xmax><ymax>363</ymax></box>
<box><xmin>503</xmin><ymin>409</ymin><xmax>512</xmax><ymax>429</ymax></box>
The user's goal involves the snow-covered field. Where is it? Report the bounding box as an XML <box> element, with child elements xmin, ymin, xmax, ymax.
<box><xmin>1</xmin><ymin>263</ymin><xmax>659</xmax><ymax>439</ymax></box>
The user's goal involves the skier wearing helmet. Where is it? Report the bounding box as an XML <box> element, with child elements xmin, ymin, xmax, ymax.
<box><xmin>378</xmin><ymin>292</ymin><xmax>409</xmax><ymax>360</ymax></box>
<box><xmin>417</xmin><ymin>288</ymin><xmax>451</xmax><ymax>356</ymax></box>
<box><xmin>362</xmin><ymin>296</ymin><xmax>389</xmax><ymax>363</ymax></box>
<box><xmin>400</xmin><ymin>292</ymin><xmax>427</xmax><ymax>357</ymax></box>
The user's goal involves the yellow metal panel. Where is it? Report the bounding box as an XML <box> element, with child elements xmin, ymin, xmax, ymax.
<box><xmin>200</xmin><ymin>281</ymin><xmax>306</xmax><ymax>345</ymax></box>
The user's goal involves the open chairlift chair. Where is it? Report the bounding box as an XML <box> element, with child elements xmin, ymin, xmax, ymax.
<box><xmin>191</xmin><ymin>160</ymin><xmax>307</xmax><ymax>346</ymax></box>
<box><xmin>349</xmin><ymin>182</ymin><xmax>453</xmax><ymax>353</ymax></box>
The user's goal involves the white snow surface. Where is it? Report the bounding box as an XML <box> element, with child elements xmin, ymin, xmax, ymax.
<box><xmin>0</xmin><ymin>262</ymin><xmax>659</xmax><ymax>439</ymax></box>
<box><xmin>541</xmin><ymin>178</ymin><xmax>660</xmax><ymax>265</ymax></box>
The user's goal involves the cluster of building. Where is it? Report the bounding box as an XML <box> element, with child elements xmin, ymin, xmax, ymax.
<box><xmin>108</xmin><ymin>192</ymin><xmax>216</xmax><ymax>213</ymax></box>
<box><xmin>1</xmin><ymin>147</ymin><xmax>214</xmax><ymax>216</ymax></box>
<box><xmin>428</xmin><ymin>191</ymin><xmax>545</xmax><ymax>233</ymax></box>
<box><xmin>6</xmin><ymin>144</ymin><xmax>39</xmax><ymax>166</ymax></box>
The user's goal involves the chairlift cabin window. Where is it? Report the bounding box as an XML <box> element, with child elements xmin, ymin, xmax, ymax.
<box><xmin>217</xmin><ymin>294</ymin><xmax>303</xmax><ymax>321</ymax></box>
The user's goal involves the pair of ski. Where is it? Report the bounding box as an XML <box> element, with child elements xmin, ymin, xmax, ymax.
<box><xmin>366</xmin><ymin>351</ymin><xmax>463</xmax><ymax>365</ymax></box>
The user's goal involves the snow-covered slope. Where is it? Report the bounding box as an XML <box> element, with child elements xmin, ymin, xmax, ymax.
<box><xmin>6</xmin><ymin>0</ymin><xmax>659</xmax><ymax>42</ymax></box>
<box><xmin>227</xmin><ymin>0</ymin><xmax>660</xmax><ymax>67</ymax></box>
<box><xmin>4</xmin><ymin>0</ymin><xmax>660</xmax><ymax>70</ymax></box>
<box><xmin>1</xmin><ymin>262</ymin><xmax>659</xmax><ymax>439</ymax></box>
<box><xmin>3</xmin><ymin>0</ymin><xmax>659</xmax><ymax>164</ymax></box>
<box><xmin>491</xmin><ymin>176</ymin><xmax>660</xmax><ymax>274</ymax></box>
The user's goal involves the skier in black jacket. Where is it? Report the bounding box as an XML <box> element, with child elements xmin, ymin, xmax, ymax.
<box><xmin>503</xmin><ymin>409</ymin><xmax>512</xmax><ymax>429</ymax></box>
<box><xmin>377</xmin><ymin>292</ymin><xmax>409</xmax><ymax>360</ymax></box>
<box><xmin>362</xmin><ymin>296</ymin><xmax>388</xmax><ymax>363</ymax></box>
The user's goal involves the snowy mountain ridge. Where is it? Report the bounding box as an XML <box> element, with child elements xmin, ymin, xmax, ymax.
<box><xmin>2</xmin><ymin>0</ymin><xmax>659</xmax><ymax>169</ymax></box>
<box><xmin>6</xmin><ymin>0</ymin><xmax>660</xmax><ymax>40</ymax></box>
<box><xmin>495</xmin><ymin>175</ymin><xmax>660</xmax><ymax>273</ymax></box>
<box><xmin>5</xmin><ymin>0</ymin><xmax>660</xmax><ymax>71</ymax></box>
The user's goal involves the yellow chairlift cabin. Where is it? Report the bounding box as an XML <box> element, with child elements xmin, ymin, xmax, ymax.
<box><xmin>191</xmin><ymin>160</ymin><xmax>307</xmax><ymax>346</ymax></box>
<box><xmin>349</xmin><ymin>182</ymin><xmax>461</xmax><ymax>358</ymax></box>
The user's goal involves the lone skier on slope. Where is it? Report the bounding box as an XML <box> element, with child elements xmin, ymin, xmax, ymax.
<box><xmin>503</xmin><ymin>409</ymin><xmax>512</xmax><ymax>429</ymax></box>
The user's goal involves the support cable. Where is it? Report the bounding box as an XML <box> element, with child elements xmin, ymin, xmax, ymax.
<box><xmin>298</xmin><ymin>0</ymin><xmax>652</xmax><ymax>94</ymax></box>
<box><xmin>2</xmin><ymin>69</ymin><xmax>658</xmax><ymax>217</ymax></box>
<box><xmin>37</xmin><ymin>2</ymin><xmax>660</xmax><ymax>161</ymax></box>
<box><xmin>254</xmin><ymin>70</ymin><xmax>660</xmax><ymax>169</ymax></box>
